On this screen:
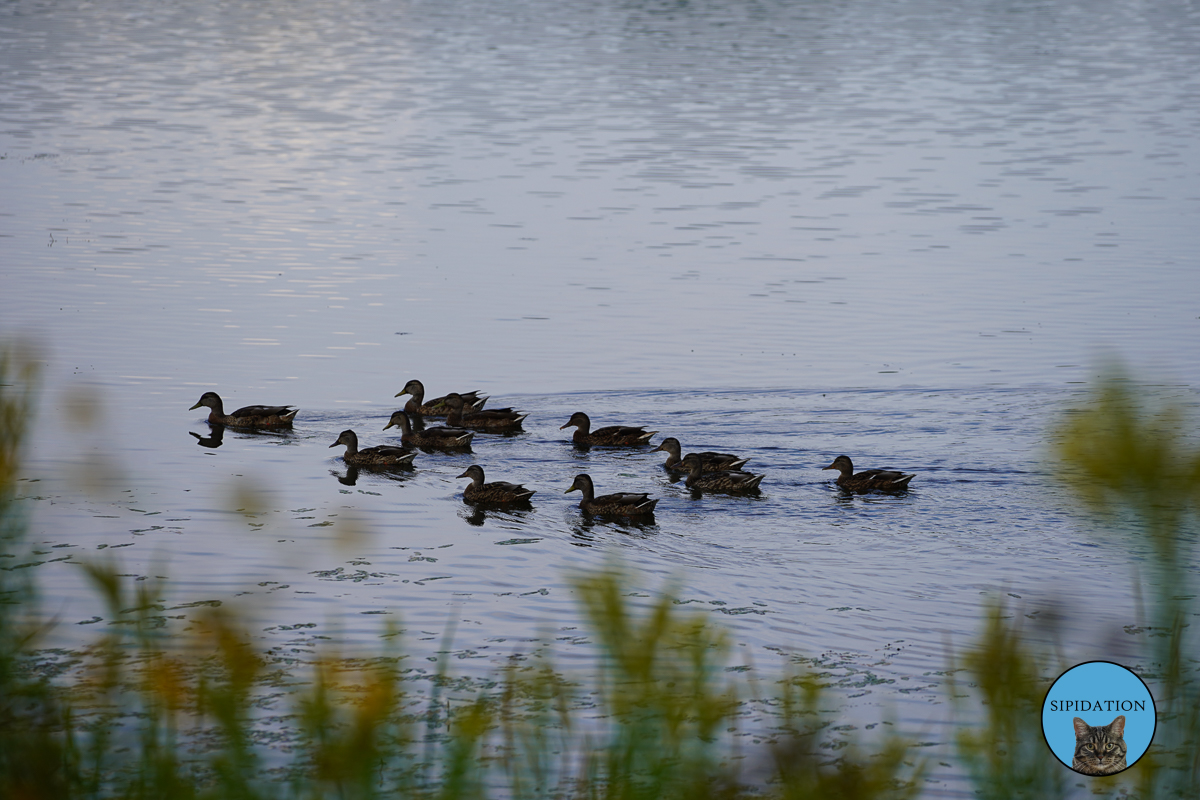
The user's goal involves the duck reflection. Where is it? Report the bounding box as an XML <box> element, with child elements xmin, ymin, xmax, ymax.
<box><xmin>458</xmin><ymin>504</ymin><xmax>536</xmax><ymax>528</ymax></box>
<box><xmin>565</xmin><ymin>443</ymin><xmax>596</xmax><ymax>460</ymax></box>
<box><xmin>332</xmin><ymin>465</ymin><xmax>361</xmax><ymax>486</ymax></box>
<box><xmin>831</xmin><ymin>488</ymin><xmax>855</xmax><ymax>506</ymax></box>
<box><xmin>190</xmin><ymin>425</ymin><xmax>225</xmax><ymax>448</ymax></box>
<box><xmin>329</xmin><ymin>465</ymin><xmax>415</xmax><ymax>488</ymax></box>
<box><xmin>569</xmin><ymin>514</ymin><xmax>658</xmax><ymax>543</ymax></box>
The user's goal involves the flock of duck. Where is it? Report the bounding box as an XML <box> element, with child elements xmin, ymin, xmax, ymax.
<box><xmin>189</xmin><ymin>379</ymin><xmax>915</xmax><ymax>518</ymax></box>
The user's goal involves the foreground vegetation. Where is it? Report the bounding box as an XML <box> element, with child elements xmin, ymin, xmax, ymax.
<box><xmin>1</xmin><ymin>349</ymin><xmax>1197</xmax><ymax>798</ymax></box>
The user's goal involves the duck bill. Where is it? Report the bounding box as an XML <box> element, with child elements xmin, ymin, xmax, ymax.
<box><xmin>188</xmin><ymin>401</ymin><xmax>203</xmax><ymax>410</ymax></box>
<box><xmin>456</xmin><ymin>470</ymin><xmax>471</xmax><ymax>479</ymax></box>
<box><xmin>383</xmin><ymin>420</ymin><xmax>396</xmax><ymax>431</ymax></box>
<box><xmin>558</xmin><ymin>422</ymin><xmax>571</xmax><ymax>430</ymax></box>
<box><xmin>821</xmin><ymin>463</ymin><xmax>836</xmax><ymax>470</ymax></box>
<box><xmin>564</xmin><ymin>486</ymin><xmax>578</xmax><ymax>494</ymax></box>
<box><xmin>328</xmin><ymin>441</ymin><xmax>340</xmax><ymax>448</ymax></box>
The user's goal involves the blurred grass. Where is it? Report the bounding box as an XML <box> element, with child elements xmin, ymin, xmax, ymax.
<box><xmin>0</xmin><ymin>347</ymin><xmax>920</xmax><ymax>799</ymax></box>
<box><xmin>2</xmin><ymin>351</ymin><xmax>1196</xmax><ymax>798</ymax></box>
<box><xmin>952</xmin><ymin>365</ymin><xmax>1199</xmax><ymax>799</ymax></box>
<box><xmin>1052</xmin><ymin>368</ymin><xmax>1199</xmax><ymax>797</ymax></box>
<box><xmin>950</xmin><ymin>601</ymin><xmax>1072</xmax><ymax>800</ymax></box>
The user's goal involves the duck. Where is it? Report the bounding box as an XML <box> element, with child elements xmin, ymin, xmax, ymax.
<box><xmin>651</xmin><ymin>437</ymin><xmax>749</xmax><ymax>472</ymax></box>
<box><xmin>383</xmin><ymin>409</ymin><xmax>474</xmax><ymax>448</ymax></box>
<box><xmin>456</xmin><ymin>464</ymin><xmax>536</xmax><ymax>504</ymax></box>
<box><xmin>444</xmin><ymin>393</ymin><xmax>527</xmax><ymax>431</ymax></box>
<box><xmin>560</xmin><ymin>411</ymin><xmax>657</xmax><ymax>447</ymax></box>
<box><xmin>329</xmin><ymin>430</ymin><xmax>417</xmax><ymax>467</ymax></box>
<box><xmin>189</xmin><ymin>392</ymin><xmax>297</xmax><ymax>428</ymax></box>
<box><xmin>677</xmin><ymin>453</ymin><xmax>764</xmax><ymax>493</ymax></box>
<box><xmin>565</xmin><ymin>473</ymin><xmax>658</xmax><ymax>517</ymax></box>
<box><xmin>394</xmin><ymin>379</ymin><xmax>487</xmax><ymax>418</ymax></box>
<box><xmin>822</xmin><ymin>455</ymin><xmax>914</xmax><ymax>493</ymax></box>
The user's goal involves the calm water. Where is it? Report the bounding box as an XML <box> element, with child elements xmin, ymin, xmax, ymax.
<box><xmin>3</xmin><ymin>0</ymin><xmax>1199</xmax><ymax>795</ymax></box>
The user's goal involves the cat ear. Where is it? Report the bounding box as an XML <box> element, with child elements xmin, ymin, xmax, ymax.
<box><xmin>1073</xmin><ymin>717</ymin><xmax>1090</xmax><ymax>738</ymax></box>
<box><xmin>1109</xmin><ymin>715</ymin><xmax>1126</xmax><ymax>737</ymax></box>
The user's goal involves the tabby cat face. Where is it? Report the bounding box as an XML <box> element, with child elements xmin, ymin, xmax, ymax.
<box><xmin>1071</xmin><ymin>715</ymin><xmax>1127</xmax><ymax>776</ymax></box>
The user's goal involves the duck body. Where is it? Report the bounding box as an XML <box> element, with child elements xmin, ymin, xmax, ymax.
<box><xmin>651</xmin><ymin>437</ymin><xmax>749</xmax><ymax>472</ymax></box>
<box><xmin>189</xmin><ymin>392</ymin><xmax>297</xmax><ymax>428</ymax></box>
<box><xmin>457</xmin><ymin>465</ymin><xmax>535</xmax><ymax>504</ymax></box>
<box><xmin>330</xmin><ymin>430</ymin><xmax>417</xmax><ymax>467</ymax></box>
<box><xmin>822</xmin><ymin>455</ymin><xmax>914</xmax><ymax>493</ymax></box>
<box><xmin>395</xmin><ymin>379</ymin><xmax>487</xmax><ymax>418</ymax></box>
<box><xmin>678</xmin><ymin>454</ymin><xmax>764</xmax><ymax>493</ymax></box>
<box><xmin>565</xmin><ymin>473</ymin><xmax>658</xmax><ymax>517</ymax></box>
<box><xmin>384</xmin><ymin>409</ymin><xmax>474</xmax><ymax>449</ymax></box>
<box><xmin>445</xmin><ymin>393</ymin><xmax>527</xmax><ymax>432</ymax></box>
<box><xmin>560</xmin><ymin>412</ymin><xmax>657</xmax><ymax>447</ymax></box>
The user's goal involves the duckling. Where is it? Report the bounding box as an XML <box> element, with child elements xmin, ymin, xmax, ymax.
<box><xmin>329</xmin><ymin>429</ymin><xmax>417</xmax><ymax>467</ymax></box>
<box><xmin>456</xmin><ymin>464</ymin><xmax>535</xmax><ymax>504</ymax></box>
<box><xmin>394</xmin><ymin>379</ymin><xmax>487</xmax><ymax>418</ymax></box>
<box><xmin>560</xmin><ymin>411</ymin><xmax>656</xmax><ymax>446</ymax></box>
<box><xmin>383</xmin><ymin>409</ymin><xmax>474</xmax><ymax>449</ymax></box>
<box><xmin>444</xmin><ymin>393</ymin><xmax>527</xmax><ymax>431</ymax></box>
<box><xmin>822</xmin><ymin>455</ymin><xmax>914</xmax><ymax>493</ymax></box>
<box><xmin>651</xmin><ymin>437</ymin><xmax>749</xmax><ymax>472</ymax></box>
<box><xmin>189</xmin><ymin>392</ymin><xmax>297</xmax><ymax>428</ymax></box>
<box><xmin>677</xmin><ymin>453</ymin><xmax>764</xmax><ymax>493</ymax></box>
<box><xmin>565</xmin><ymin>473</ymin><xmax>658</xmax><ymax>517</ymax></box>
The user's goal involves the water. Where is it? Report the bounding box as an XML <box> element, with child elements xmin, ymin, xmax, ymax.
<box><xmin>3</xmin><ymin>0</ymin><xmax>1199</xmax><ymax>794</ymax></box>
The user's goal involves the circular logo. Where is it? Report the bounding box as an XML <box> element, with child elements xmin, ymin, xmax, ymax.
<box><xmin>1042</xmin><ymin>660</ymin><xmax>1155</xmax><ymax>776</ymax></box>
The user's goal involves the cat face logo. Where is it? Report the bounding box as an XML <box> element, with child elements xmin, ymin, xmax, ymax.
<box><xmin>1071</xmin><ymin>715</ymin><xmax>1127</xmax><ymax>776</ymax></box>
<box><xmin>1041</xmin><ymin>662</ymin><xmax>1154</xmax><ymax>776</ymax></box>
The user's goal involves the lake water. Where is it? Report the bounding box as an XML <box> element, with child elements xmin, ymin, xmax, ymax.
<box><xmin>3</xmin><ymin>0</ymin><xmax>1199</xmax><ymax>795</ymax></box>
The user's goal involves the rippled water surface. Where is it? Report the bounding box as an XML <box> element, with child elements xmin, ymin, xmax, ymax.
<box><xmin>3</xmin><ymin>0</ymin><xmax>1200</xmax><ymax>794</ymax></box>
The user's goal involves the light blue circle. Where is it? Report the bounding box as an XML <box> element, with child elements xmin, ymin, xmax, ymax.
<box><xmin>1042</xmin><ymin>661</ymin><xmax>1155</xmax><ymax>772</ymax></box>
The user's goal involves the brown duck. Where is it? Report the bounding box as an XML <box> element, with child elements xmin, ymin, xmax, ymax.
<box><xmin>329</xmin><ymin>430</ymin><xmax>417</xmax><ymax>467</ymax></box>
<box><xmin>565</xmin><ymin>473</ymin><xmax>658</xmax><ymax>517</ymax></box>
<box><xmin>444</xmin><ymin>393</ymin><xmax>527</xmax><ymax>431</ymax></box>
<box><xmin>457</xmin><ymin>465</ymin><xmax>536</xmax><ymax>504</ymax></box>
<box><xmin>383</xmin><ymin>409</ymin><xmax>474</xmax><ymax>448</ymax></box>
<box><xmin>395</xmin><ymin>379</ymin><xmax>487</xmax><ymax>417</ymax></box>
<box><xmin>651</xmin><ymin>437</ymin><xmax>749</xmax><ymax>472</ymax></box>
<box><xmin>677</xmin><ymin>453</ymin><xmax>764</xmax><ymax>493</ymax></box>
<box><xmin>560</xmin><ymin>411</ymin><xmax>656</xmax><ymax>446</ymax></box>
<box><xmin>189</xmin><ymin>392</ymin><xmax>297</xmax><ymax>428</ymax></box>
<box><xmin>822</xmin><ymin>455</ymin><xmax>914</xmax><ymax>493</ymax></box>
